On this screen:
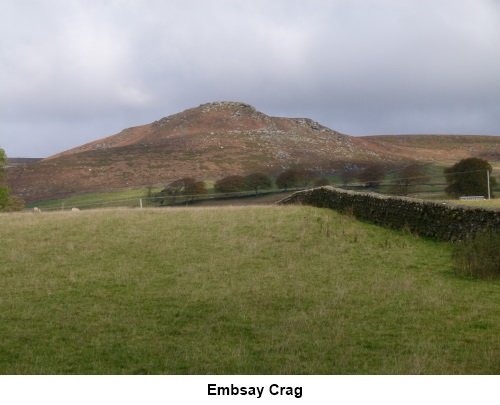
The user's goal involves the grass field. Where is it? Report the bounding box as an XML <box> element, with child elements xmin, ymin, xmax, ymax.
<box><xmin>25</xmin><ymin>187</ymin><xmax>158</xmax><ymax>211</ymax></box>
<box><xmin>0</xmin><ymin>206</ymin><xmax>499</xmax><ymax>374</ymax></box>
<box><xmin>24</xmin><ymin>187</ymin><xmax>296</xmax><ymax>211</ymax></box>
<box><xmin>443</xmin><ymin>199</ymin><xmax>500</xmax><ymax>208</ymax></box>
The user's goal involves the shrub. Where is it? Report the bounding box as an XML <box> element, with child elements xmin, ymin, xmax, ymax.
<box><xmin>452</xmin><ymin>230</ymin><xmax>500</xmax><ymax>279</ymax></box>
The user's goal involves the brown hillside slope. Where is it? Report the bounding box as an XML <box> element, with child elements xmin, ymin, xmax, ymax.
<box><xmin>360</xmin><ymin>135</ymin><xmax>500</xmax><ymax>164</ymax></box>
<box><xmin>6</xmin><ymin>102</ymin><xmax>500</xmax><ymax>203</ymax></box>
<box><xmin>7</xmin><ymin>102</ymin><xmax>381</xmax><ymax>202</ymax></box>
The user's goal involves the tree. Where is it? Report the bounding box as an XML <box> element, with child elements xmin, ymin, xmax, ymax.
<box><xmin>214</xmin><ymin>175</ymin><xmax>246</xmax><ymax>193</ymax></box>
<box><xmin>0</xmin><ymin>148</ymin><xmax>6</xmax><ymax>180</ymax></box>
<box><xmin>339</xmin><ymin>169</ymin><xmax>356</xmax><ymax>186</ymax></box>
<box><xmin>294</xmin><ymin>167</ymin><xmax>317</xmax><ymax>187</ymax></box>
<box><xmin>0</xmin><ymin>189</ymin><xmax>24</xmax><ymax>212</ymax></box>
<box><xmin>276</xmin><ymin>167</ymin><xmax>318</xmax><ymax>190</ymax></box>
<box><xmin>357</xmin><ymin>163</ymin><xmax>386</xmax><ymax>188</ymax></box>
<box><xmin>161</xmin><ymin>177</ymin><xmax>207</xmax><ymax>196</ymax></box>
<box><xmin>389</xmin><ymin>163</ymin><xmax>431</xmax><ymax>196</ymax></box>
<box><xmin>313</xmin><ymin>177</ymin><xmax>330</xmax><ymax>187</ymax></box>
<box><xmin>244</xmin><ymin>172</ymin><xmax>273</xmax><ymax>195</ymax></box>
<box><xmin>0</xmin><ymin>148</ymin><xmax>24</xmax><ymax>212</ymax></box>
<box><xmin>276</xmin><ymin>169</ymin><xmax>301</xmax><ymax>191</ymax></box>
<box><xmin>444</xmin><ymin>158</ymin><xmax>496</xmax><ymax>198</ymax></box>
<box><xmin>153</xmin><ymin>177</ymin><xmax>207</xmax><ymax>206</ymax></box>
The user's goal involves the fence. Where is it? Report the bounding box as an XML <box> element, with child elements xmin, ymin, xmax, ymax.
<box><xmin>278</xmin><ymin>186</ymin><xmax>500</xmax><ymax>241</ymax></box>
<box><xmin>27</xmin><ymin>188</ymin><xmax>306</xmax><ymax>212</ymax></box>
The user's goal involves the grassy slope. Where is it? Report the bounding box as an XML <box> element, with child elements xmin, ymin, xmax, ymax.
<box><xmin>0</xmin><ymin>206</ymin><xmax>498</xmax><ymax>374</ymax></box>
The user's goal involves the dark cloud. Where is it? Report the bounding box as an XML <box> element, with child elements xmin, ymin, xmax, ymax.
<box><xmin>1</xmin><ymin>0</ymin><xmax>499</xmax><ymax>157</ymax></box>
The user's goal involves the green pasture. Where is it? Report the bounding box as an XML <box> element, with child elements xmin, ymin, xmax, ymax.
<box><xmin>25</xmin><ymin>187</ymin><xmax>295</xmax><ymax>211</ymax></box>
<box><xmin>444</xmin><ymin>199</ymin><xmax>500</xmax><ymax>208</ymax></box>
<box><xmin>0</xmin><ymin>206</ymin><xmax>498</xmax><ymax>374</ymax></box>
<box><xmin>25</xmin><ymin>188</ymin><xmax>156</xmax><ymax>211</ymax></box>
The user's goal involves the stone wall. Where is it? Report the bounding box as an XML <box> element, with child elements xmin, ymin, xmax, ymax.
<box><xmin>278</xmin><ymin>186</ymin><xmax>500</xmax><ymax>241</ymax></box>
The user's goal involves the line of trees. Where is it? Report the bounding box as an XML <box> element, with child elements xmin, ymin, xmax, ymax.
<box><xmin>147</xmin><ymin>157</ymin><xmax>496</xmax><ymax>206</ymax></box>
<box><xmin>336</xmin><ymin>158</ymin><xmax>497</xmax><ymax>198</ymax></box>
<box><xmin>214</xmin><ymin>173</ymin><xmax>273</xmax><ymax>195</ymax></box>
<box><xmin>150</xmin><ymin>168</ymin><xmax>331</xmax><ymax>205</ymax></box>
<box><xmin>213</xmin><ymin>168</ymin><xmax>330</xmax><ymax>194</ymax></box>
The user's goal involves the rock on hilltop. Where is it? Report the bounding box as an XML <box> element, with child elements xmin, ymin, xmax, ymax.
<box><xmin>48</xmin><ymin>101</ymin><xmax>364</xmax><ymax>160</ymax></box>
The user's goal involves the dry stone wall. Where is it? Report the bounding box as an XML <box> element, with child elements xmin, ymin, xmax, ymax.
<box><xmin>278</xmin><ymin>186</ymin><xmax>500</xmax><ymax>241</ymax></box>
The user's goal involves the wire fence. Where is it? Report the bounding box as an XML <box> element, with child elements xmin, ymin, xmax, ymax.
<box><xmin>26</xmin><ymin>169</ymin><xmax>500</xmax><ymax>212</ymax></box>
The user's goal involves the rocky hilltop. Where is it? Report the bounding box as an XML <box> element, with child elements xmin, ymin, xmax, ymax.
<box><xmin>48</xmin><ymin>101</ymin><xmax>366</xmax><ymax>161</ymax></box>
<box><xmin>6</xmin><ymin>101</ymin><xmax>500</xmax><ymax>203</ymax></box>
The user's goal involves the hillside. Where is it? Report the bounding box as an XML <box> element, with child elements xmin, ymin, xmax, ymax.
<box><xmin>360</xmin><ymin>134</ymin><xmax>500</xmax><ymax>165</ymax></box>
<box><xmin>6</xmin><ymin>101</ymin><xmax>500</xmax><ymax>202</ymax></box>
<box><xmin>6</xmin><ymin>158</ymin><xmax>43</xmax><ymax>168</ymax></box>
<box><xmin>5</xmin><ymin>102</ymin><xmax>381</xmax><ymax>202</ymax></box>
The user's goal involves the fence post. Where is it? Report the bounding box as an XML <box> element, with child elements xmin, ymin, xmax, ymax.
<box><xmin>140</xmin><ymin>198</ymin><xmax>143</xmax><ymax>209</ymax></box>
<box><xmin>487</xmin><ymin>170</ymin><xmax>491</xmax><ymax>200</ymax></box>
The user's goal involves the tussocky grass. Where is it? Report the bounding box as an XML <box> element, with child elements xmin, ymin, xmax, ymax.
<box><xmin>0</xmin><ymin>206</ymin><xmax>498</xmax><ymax>374</ymax></box>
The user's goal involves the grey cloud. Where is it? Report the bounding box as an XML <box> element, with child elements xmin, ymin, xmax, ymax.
<box><xmin>1</xmin><ymin>0</ymin><xmax>499</xmax><ymax>157</ymax></box>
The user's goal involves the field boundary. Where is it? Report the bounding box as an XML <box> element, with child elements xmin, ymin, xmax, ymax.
<box><xmin>278</xmin><ymin>186</ymin><xmax>500</xmax><ymax>241</ymax></box>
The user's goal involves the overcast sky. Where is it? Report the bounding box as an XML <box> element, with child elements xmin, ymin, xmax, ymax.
<box><xmin>1</xmin><ymin>0</ymin><xmax>499</xmax><ymax>157</ymax></box>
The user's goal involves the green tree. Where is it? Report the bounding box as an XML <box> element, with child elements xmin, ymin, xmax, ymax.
<box><xmin>444</xmin><ymin>158</ymin><xmax>496</xmax><ymax>198</ymax></box>
<box><xmin>244</xmin><ymin>172</ymin><xmax>273</xmax><ymax>195</ymax></box>
<box><xmin>0</xmin><ymin>148</ymin><xmax>6</xmax><ymax>180</ymax></box>
<box><xmin>0</xmin><ymin>185</ymin><xmax>10</xmax><ymax>210</ymax></box>
<box><xmin>214</xmin><ymin>175</ymin><xmax>246</xmax><ymax>193</ymax></box>
<box><xmin>0</xmin><ymin>148</ymin><xmax>24</xmax><ymax>212</ymax></box>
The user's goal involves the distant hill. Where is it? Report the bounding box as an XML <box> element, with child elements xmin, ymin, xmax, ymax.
<box><xmin>6</xmin><ymin>158</ymin><xmax>43</xmax><ymax>168</ymax></box>
<box><xmin>359</xmin><ymin>134</ymin><xmax>500</xmax><ymax>164</ymax></box>
<box><xmin>6</xmin><ymin>101</ymin><xmax>500</xmax><ymax>203</ymax></box>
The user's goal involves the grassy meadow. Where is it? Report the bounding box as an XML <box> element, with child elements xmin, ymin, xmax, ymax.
<box><xmin>0</xmin><ymin>206</ymin><xmax>499</xmax><ymax>374</ymax></box>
